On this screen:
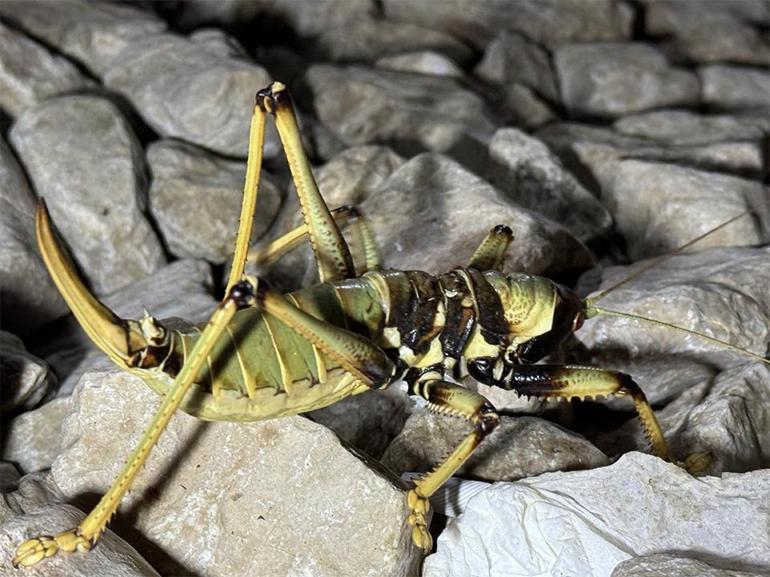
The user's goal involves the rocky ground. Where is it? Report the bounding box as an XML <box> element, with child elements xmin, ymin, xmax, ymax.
<box><xmin>1</xmin><ymin>1</ymin><xmax>769</xmax><ymax>576</ymax></box>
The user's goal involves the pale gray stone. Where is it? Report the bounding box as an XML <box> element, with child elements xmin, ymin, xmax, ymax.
<box><xmin>0</xmin><ymin>136</ymin><xmax>66</xmax><ymax>335</ymax></box>
<box><xmin>166</xmin><ymin>0</ymin><xmax>270</xmax><ymax>30</ymax></box>
<box><xmin>104</xmin><ymin>32</ymin><xmax>277</xmax><ymax>158</ymax></box>
<box><xmin>3</xmin><ymin>397</ymin><xmax>73</xmax><ymax>474</ymax></box>
<box><xmin>0</xmin><ymin>331</ymin><xmax>55</xmax><ymax>416</ymax></box>
<box><xmin>613</xmin><ymin>110</ymin><xmax>765</xmax><ymax>146</ymax></box>
<box><xmin>147</xmin><ymin>139</ymin><xmax>283</xmax><ymax>263</ymax></box>
<box><xmin>0</xmin><ymin>0</ymin><xmax>166</xmax><ymax>76</ymax></box>
<box><xmin>188</xmin><ymin>28</ymin><xmax>251</xmax><ymax>59</ymax></box>
<box><xmin>359</xmin><ymin>153</ymin><xmax>592</xmax><ymax>277</ymax></box>
<box><xmin>612</xmin><ymin>553</ymin><xmax>767</xmax><ymax>577</ymax></box>
<box><xmin>700</xmin><ymin>65</ymin><xmax>770</xmax><ymax>112</ymax></box>
<box><xmin>382</xmin><ymin>413</ymin><xmax>608</xmax><ymax>482</ymax></box>
<box><xmin>645</xmin><ymin>1</ymin><xmax>770</xmax><ymax>66</ymax></box>
<box><xmin>499</xmin><ymin>84</ymin><xmax>557</xmax><ymax>131</ymax></box>
<box><xmin>9</xmin><ymin>95</ymin><xmax>166</xmax><ymax>295</ymax></box>
<box><xmin>424</xmin><ymin>454</ymin><xmax>770</xmax><ymax>576</ymax></box>
<box><xmin>579</xmin><ymin>158</ymin><xmax>769</xmax><ymax>259</ymax></box>
<box><xmin>0</xmin><ymin>23</ymin><xmax>89</xmax><ymax>118</ymax></box>
<box><xmin>554</xmin><ymin>43</ymin><xmax>699</xmax><ymax>118</ymax></box>
<box><xmin>487</xmin><ymin>128</ymin><xmax>613</xmax><ymax>244</ymax></box>
<box><xmin>320</xmin><ymin>18</ymin><xmax>473</xmax><ymax>64</ymax></box>
<box><xmin>382</xmin><ymin>0</ymin><xmax>632</xmax><ymax>49</ymax></box>
<box><xmin>0</xmin><ymin>503</ymin><xmax>161</xmax><ymax>576</ymax></box>
<box><xmin>306</xmin><ymin>65</ymin><xmax>495</xmax><ymax>167</ymax></box>
<box><xmin>50</xmin><ymin>370</ymin><xmax>421</xmax><ymax>577</ymax></box>
<box><xmin>577</xmin><ymin>247</ymin><xmax>770</xmax><ymax>404</ymax></box>
<box><xmin>376</xmin><ymin>51</ymin><xmax>465</xmax><ymax>78</ymax></box>
<box><xmin>271</xmin><ymin>0</ymin><xmax>376</xmax><ymax>37</ymax></box>
<box><xmin>475</xmin><ymin>31</ymin><xmax>559</xmax><ymax>102</ymax></box>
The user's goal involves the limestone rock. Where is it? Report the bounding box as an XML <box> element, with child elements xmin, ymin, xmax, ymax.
<box><xmin>0</xmin><ymin>331</ymin><xmax>55</xmax><ymax>416</ymax></box>
<box><xmin>147</xmin><ymin>139</ymin><xmax>283</xmax><ymax>263</ymax></box>
<box><xmin>612</xmin><ymin>553</ymin><xmax>767</xmax><ymax>577</ymax></box>
<box><xmin>382</xmin><ymin>412</ymin><xmax>608</xmax><ymax>482</ymax></box>
<box><xmin>700</xmin><ymin>65</ymin><xmax>770</xmax><ymax>112</ymax></box>
<box><xmin>103</xmin><ymin>32</ymin><xmax>277</xmax><ymax>158</ymax></box>
<box><xmin>9</xmin><ymin>95</ymin><xmax>166</xmax><ymax>295</ymax></box>
<box><xmin>554</xmin><ymin>43</ymin><xmax>698</xmax><ymax>118</ymax></box>
<box><xmin>0</xmin><ymin>136</ymin><xmax>66</xmax><ymax>335</ymax></box>
<box><xmin>487</xmin><ymin>128</ymin><xmax>613</xmax><ymax>244</ymax></box>
<box><xmin>0</xmin><ymin>0</ymin><xmax>166</xmax><ymax>76</ymax></box>
<box><xmin>499</xmin><ymin>84</ymin><xmax>557</xmax><ymax>131</ymax></box>
<box><xmin>382</xmin><ymin>0</ymin><xmax>632</xmax><ymax>49</ymax></box>
<box><xmin>0</xmin><ymin>462</ymin><xmax>20</xmax><ymax>494</ymax></box>
<box><xmin>376</xmin><ymin>51</ymin><xmax>465</xmax><ymax>78</ymax></box>
<box><xmin>423</xmin><ymin>453</ymin><xmax>770</xmax><ymax>577</ymax></box>
<box><xmin>0</xmin><ymin>23</ymin><xmax>90</xmax><ymax>118</ymax></box>
<box><xmin>2</xmin><ymin>397</ymin><xmax>73</xmax><ymax>474</ymax></box>
<box><xmin>50</xmin><ymin>370</ymin><xmax>422</xmax><ymax>577</ymax></box>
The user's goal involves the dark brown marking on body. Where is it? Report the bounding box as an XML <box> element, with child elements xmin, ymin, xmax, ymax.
<box><xmin>437</xmin><ymin>271</ymin><xmax>476</xmax><ymax>360</ymax></box>
<box><xmin>402</xmin><ymin>271</ymin><xmax>441</xmax><ymax>354</ymax></box>
<box><xmin>467</xmin><ymin>269</ymin><xmax>508</xmax><ymax>346</ymax></box>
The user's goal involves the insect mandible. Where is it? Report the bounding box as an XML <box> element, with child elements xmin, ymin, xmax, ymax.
<box><xmin>14</xmin><ymin>81</ymin><xmax>757</xmax><ymax>568</ymax></box>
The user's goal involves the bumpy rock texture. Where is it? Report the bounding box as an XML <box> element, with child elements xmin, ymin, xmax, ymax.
<box><xmin>3</xmin><ymin>2</ymin><xmax>769</xmax><ymax>576</ymax></box>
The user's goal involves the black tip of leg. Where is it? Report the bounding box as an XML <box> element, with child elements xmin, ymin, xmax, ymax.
<box><xmin>256</xmin><ymin>81</ymin><xmax>290</xmax><ymax>113</ymax></box>
<box><xmin>228</xmin><ymin>280</ymin><xmax>256</xmax><ymax>309</ymax></box>
<box><xmin>493</xmin><ymin>224</ymin><xmax>513</xmax><ymax>238</ymax></box>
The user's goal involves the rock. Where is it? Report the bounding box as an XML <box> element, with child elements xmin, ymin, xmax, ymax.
<box><xmin>360</xmin><ymin>153</ymin><xmax>592</xmax><ymax>277</ymax></box>
<box><xmin>474</xmin><ymin>31</ymin><xmax>559</xmax><ymax>102</ymax></box>
<box><xmin>0</xmin><ymin>462</ymin><xmax>20</xmax><ymax>494</ymax></box>
<box><xmin>554</xmin><ymin>43</ymin><xmax>699</xmax><ymax>118</ymax></box>
<box><xmin>577</xmin><ymin>247</ymin><xmax>770</xmax><ymax>404</ymax></box>
<box><xmin>0</xmin><ymin>23</ymin><xmax>90</xmax><ymax>118</ymax></box>
<box><xmin>382</xmin><ymin>0</ymin><xmax>632</xmax><ymax>49</ymax></box>
<box><xmin>319</xmin><ymin>18</ymin><xmax>473</xmax><ymax>64</ymax></box>
<box><xmin>579</xmin><ymin>159</ymin><xmax>769</xmax><ymax>259</ymax></box>
<box><xmin>9</xmin><ymin>95</ymin><xmax>166</xmax><ymax>295</ymax></box>
<box><xmin>423</xmin><ymin>453</ymin><xmax>770</xmax><ymax>577</ymax></box>
<box><xmin>49</xmin><ymin>369</ymin><xmax>421</xmax><ymax>577</ymax></box>
<box><xmin>165</xmin><ymin>0</ymin><xmax>270</xmax><ymax>30</ymax></box>
<box><xmin>188</xmin><ymin>28</ymin><xmax>251</xmax><ymax>59</ymax></box>
<box><xmin>612</xmin><ymin>110</ymin><xmax>765</xmax><ymax>146</ymax></box>
<box><xmin>308</xmin><ymin>386</ymin><xmax>414</xmax><ymax>459</ymax></box>
<box><xmin>306</xmin><ymin>65</ymin><xmax>495</xmax><ymax>169</ymax></box>
<box><xmin>499</xmin><ymin>84</ymin><xmax>557</xmax><ymax>131</ymax></box>
<box><xmin>487</xmin><ymin>128</ymin><xmax>613</xmax><ymax>244</ymax></box>
<box><xmin>0</xmin><ymin>331</ymin><xmax>55</xmax><ymax>416</ymax></box>
<box><xmin>699</xmin><ymin>65</ymin><xmax>770</xmax><ymax>112</ymax></box>
<box><xmin>0</xmin><ymin>0</ymin><xmax>167</xmax><ymax>76</ymax></box>
<box><xmin>612</xmin><ymin>552</ymin><xmax>767</xmax><ymax>577</ymax></box>
<box><xmin>0</xmin><ymin>503</ymin><xmax>161</xmax><ymax>576</ymax></box>
<box><xmin>103</xmin><ymin>32</ymin><xmax>277</xmax><ymax>158</ymax></box>
<box><xmin>147</xmin><ymin>139</ymin><xmax>283</xmax><ymax>263</ymax></box>
<box><xmin>0</xmin><ymin>136</ymin><xmax>67</xmax><ymax>335</ymax></box>
<box><xmin>40</xmin><ymin>259</ymin><xmax>218</xmax><ymax>395</ymax></box>
<box><xmin>376</xmin><ymin>51</ymin><xmax>465</xmax><ymax>78</ymax></box>
<box><xmin>2</xmin><ymin>397</ymin><xmax>73</xmax><ymax>474</ymax></box>
<box><xmin>382</xmin><ymin>412</ymin><xmax>608</xmax><ymax>482</ymax></box>
<box><xmin>270</xmin><ymin>0</ymin><xmax>376</xmax><ymax>37</ymax></box>
<box><xmin>645</xmin><ymin>0</ymin><xmax>770</xmax><ymax>66</ymax></box>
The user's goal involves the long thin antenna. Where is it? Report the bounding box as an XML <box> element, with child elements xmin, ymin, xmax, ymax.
<box><xmin>586</xmin><ymin>211</ymin><xmax>751</xmax><ymax>308</ymax></box>
<box><xmin>586</xmin><ymin>306</ymin><xmax>769</xmax><ymax>366</ymax></box>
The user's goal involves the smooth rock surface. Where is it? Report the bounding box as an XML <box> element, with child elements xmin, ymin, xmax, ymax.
<box><xmin>577</xmin><ymin>247</ymin><xmax>770</xmax><ymax>404</ymax></box>
<box><xmin>9</xmin><ymin>95</ymin><xmax>166</xmax><ymax>295</ymax></box>
<box><xmin>423</xmin><ymin>453</ymin><xmax>770</xmax><ymax>577</ymax></box>
<box><xmin>50</xmin><ymin>370</ymin><xmax>421</xmax><ymax>577</ymax></box>
<box><xmin>3</xmin><ymin>397</ymin><xmax>73</xmax><ymax>474</ymax></box>
<box><xmin>555</xmin><ymin>43</ymin><xmax>699</xmax><ymax>118</ymax></box>
<box><xmin>699</xmin><ymin>65</ymin><xmax>770</xmax><ymax>112</ymax></box>
<box><xmin>612</xmin><ymin>553</ymin><xmax>767</xmax><ymax>577</ymax></box>
<box><xmin>0</xmin><ymin>0</ymin><xmax>167</xmax><ymax>76</ymax></box>
<box><xmin>147</xmin><ymin>139</ymin><xmax>283</xmax><ymax>263</ymax></box>
<box><xmin>376</xmin><ymin>51</ymin><xmax>464</xmax><ymax>78</ymax></box>
<box><xmin>0</xmin><ymin>331</ymin><xmax>55</xmax><ymax>416</ymax></box>
<box><xmin>104</xmin><ymin>32</ymin><xmax>277</xmax><ymax>157</ymax></box>
<box><xmin>499</xmin><ymin>84</ymin><xmax>557</xmax><ymax>131</ymax></box>
<box><xmin>0</xmin><ymin>503</ymin><xmax>161</xmax><ymax>576</ymax></box>
<box><xmin>360</xmin><ymin>153</ymin><xmax>592</xmax><ymax>277</ymax></box>
<box><xmin>382</xmin><ymin>412</ymin><xmax>608</xmax><ymax>482</ymax></box>
<box><xmin>0</xmin><ymin>22</ymin><xmax>89</xmax><ymax>118</ymax></box>
<box><xmin>306</xmin><ymin>65</ymin><xmax>495</xmax><ymax>166</ymax></box>
<box><xmin>487</xmin><ymin>128</ymin><xmax>613</xmax><ymax>244</ymax></box>
<box><xmin>475</xmin><ymin>31</ymin><xmax>559</xmax><ymax>102</ymax></box>
<box><xmin>0</xmin><ymin>136</ymin><xmax>66</xmax><ymax>335</ymax></box>
<box><xmin>382</xmin><ymin>0</ymin><xmax>632</xmax><ymax>49</ymax></box>
<box><xmin>581</xmin><ymin>159</ymin><xmax>769</xmax><ymax>259</ymax></box>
